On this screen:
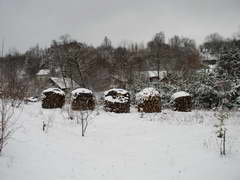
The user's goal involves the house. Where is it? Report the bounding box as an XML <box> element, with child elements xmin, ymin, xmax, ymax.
<box><xmin>141</xmin><ymin>70</ymin><xmax>167</xmax><ymax>83</ymax></box>
<box><xmin>147</xmin><ymin>71</ymin><xmax>167</xmax><ymax>82</ymax></box>
<box><xmin>36</xmin><ymin>69</ymin><xmax>51</xmax><ymax>81</ymax></box>
<box><xmin>199</xmin><ymin>53</ymin><xmax>218</xmax><ymax>74</ymax></box>
<box><xmin>34</xmin><ymin>69</ymin><xmax>51</xmax><ymax>95</ymax></box>
<box><xmin>35</xmin><ymin>68</ymin><xmax>80</xmax><ymax>95</ymax></box>
<box><xmin>137</xmin><ymin>70</ymin><xmax>168</xmax><ymax>88</ymax></box>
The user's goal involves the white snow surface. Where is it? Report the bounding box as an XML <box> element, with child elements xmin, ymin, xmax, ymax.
<box><xmin>26</xmin><ymin>97</ymin><xmax>38</xmax><ymax>102</ymax></box>
<box><xmin>1</xmin><ymin>103</ymin><xmax>240</xmax><ymax>180</ymax></box>
<box><xmin>71</xmin><ymin>88</ymin><xmax>93</xmax><ymax>100</ymax></box>
<box><xmin>104</xmin><ymin>95</ymin><xmax>129</xmax><ymax>103</ymax></box>
<box><xmin>42</xmin><ymin>88</ymin><xmax>65</xmax><ymax>96</ymax></box>
<box><xmin>36</xmin><ymin>69</ymin><xmax>50</xmax><ymax>76</ymax></box>
<box><xmin>104</xmin><ymin>88</ymin><xmax>128</xmax><ymax>96</ymax></box>
<box><xmin>136</xmin><ymin>87</ymin><xmax>160</xmax><ymax>103</ymax></box>
<box><xmin>171</xmin><ymin>91</ymin><xmax>190</xmax><ymax>100</ymax></box>
<box><xmin>72</xmin><ymin>88</ymin><xmax>93</xmax><ymax>95</ymax></box>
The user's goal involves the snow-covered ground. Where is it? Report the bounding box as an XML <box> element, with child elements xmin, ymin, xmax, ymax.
<box><xmin>1</xmin><ymin>103</ymin><xmax>240</xmax><ymax>180</ymax></box>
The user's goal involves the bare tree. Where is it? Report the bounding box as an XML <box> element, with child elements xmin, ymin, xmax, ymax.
<box><xmin>147</xmin><ymin>32</ymin><xmax>168</xmax><ymax>74</ymax></box>
<box><xmin>76</xmin><ymin>110</ymin><xmax>90</xmax><ymax>137</ymax></box>
<box><xmin>0</xmin><ymin>98</ymin><xmax>16</xmax><ymax>155</ymax></box>
<box><xmin>214</xmin><ymin>109</ymin><xmax>228</xmax><ymax>155</ymax></box>
<box><xmin>0</xmin><ymin>68</ymin><xmax>27</xmax><ymax>154</ymax></box>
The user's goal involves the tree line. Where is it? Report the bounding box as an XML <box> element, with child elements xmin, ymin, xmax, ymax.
<box><xmin>0</xmin><ymin>31</ymin><xmax>239</xmax><ymax>95</ymax></box>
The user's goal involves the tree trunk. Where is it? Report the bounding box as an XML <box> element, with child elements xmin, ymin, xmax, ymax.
<box><xmin>223</xmin><ymin>130</ymin><xmax>226</xmax><ymax>155</ymax></box>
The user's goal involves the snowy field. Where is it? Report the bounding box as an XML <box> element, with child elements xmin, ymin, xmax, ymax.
<box><xmin>0</xmin><ymin>103</ymin><xmax>240</xmax><ymax>180</ymax></box>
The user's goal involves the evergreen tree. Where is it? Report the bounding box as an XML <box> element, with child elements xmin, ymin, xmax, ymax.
<box><xmin>216</xmin><ymin>47</ymin><xmax>240</xmax><ymax>80</ymax></box>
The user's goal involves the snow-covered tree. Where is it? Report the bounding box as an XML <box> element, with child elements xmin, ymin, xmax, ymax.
<box><xmin>216</xmin><ymin>47</ymin><xmax>240</xmax><ymax>80</ymax></box>
<box><xmin>186</xmin><ymin>72</ymin><xmax>221</xmax><ymax>109</ymax></box>
<box><xmin>157</xmin><ymin>83</ymin><xmax>179</xmax><ymax>109</ymax></box>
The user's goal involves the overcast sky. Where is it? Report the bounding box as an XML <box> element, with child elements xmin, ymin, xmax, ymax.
<box><xmin>0</xmin><ymin>0</ymin><xmax>239</xmax><ymax>53</ymax></box>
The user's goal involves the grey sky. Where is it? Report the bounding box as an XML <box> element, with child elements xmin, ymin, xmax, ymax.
<box><xmin>0</xmin><ymin>0</ymin><xmax>239</xmax><ymax>53</ymax></box>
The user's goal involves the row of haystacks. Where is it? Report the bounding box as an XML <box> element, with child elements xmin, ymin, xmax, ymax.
<box><xmin>41</xmin><ymin>87</ymin><xmax>95</xmax><ymax>110</ymax></box>
<box><xmin>136</xmin><ymin>88</ymin><xmax>161</xmax><ymax>113</ymax></box>
<box><xmin>104</xmin><ymin>88</ymin><xmax>130</xmax><ymax>113</ymax></box>
<box><xmin>41</xmin><ymin>87</ymin><xmax>192</xmax><ymax>113</ymax></box>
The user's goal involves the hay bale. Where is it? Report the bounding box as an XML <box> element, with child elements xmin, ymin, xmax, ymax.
<box><xmin>171</xmin><ymin>91</ymin><xmax>191</xmax><ymax>112</ymax></box>
<box><xmin>41</xmin><ymin>88</ymin><xmax>65</xmax><ymax>109</ymax></box>
<box><xmin>71</xmin><ymin>88</ymin><xmax>95</xmax><ymax>111</ymax></box>
<box><xmin>104</xmin><ymin>88</ymin><xmax>130</xmax><ymax>113</ymax></box>
<box><xmin>136</xmin><ymin>87</ymin><xmax>161</xmax><ymax>113</ymax></box>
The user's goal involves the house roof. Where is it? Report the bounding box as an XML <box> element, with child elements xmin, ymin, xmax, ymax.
<box><xmin>50</xmin><ymin>77</ymin><xmax>80</xmax><ymax>89</ymax></box>
<box><xmin>36</xmin><ymin>69</ymin><xmax>50</xmax><ymax>76</ymax></box>
<box><xmin>201</xmin><ymin>52</ymin><xmax>217</xmax><ymax>61</ymax></box>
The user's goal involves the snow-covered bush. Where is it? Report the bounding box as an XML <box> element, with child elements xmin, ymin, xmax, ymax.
<box><xmin>185</xmin><ymin>72</ymin><xmax>222</xmax><ymax>109</ymax></box>
<box><xmin>193</xmin><ymin>84</ymin><xmax>221</xmax><ymax>109</ymax></box>
<box><xmin>216</xmin><ymin>47</ymin><xmax>240</xmax><ymax>80</ymax></box>
<box><xmin>157</xmin><ymin>83</ymin><xmax>179</xmax><ymax>109</ymax></box>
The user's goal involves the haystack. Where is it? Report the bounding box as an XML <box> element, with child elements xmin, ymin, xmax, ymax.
<box><xmin>71</xmin><ymin>88</ymin><xmax>95</xmax><ymax>111</ymax></box>
<box><xmin>41</xmin><ymin>88</ymin><xmax>65</xmax><ymax>109</ymax></box>
<box><xmin>104</xmin><ymin>88</ymin><xmax>130</xmax><ymax>113</ymax></box>
<box><xmin>136</xmin><ymin>87</ymin><xmax>161</xmax><ymax>113</ymax></box>
<box><xmin>171</xmin><ymin>91</ymin><xmax>191</xmax><ymax>112</ymax></box>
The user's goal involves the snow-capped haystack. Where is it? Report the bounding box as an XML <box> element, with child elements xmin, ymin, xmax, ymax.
<box><xmin>71</xmin><ymin>88</ymin><xmax>95</xmax><ymax>111</ymax></box>
<box><xmin>171</xmin><ymin>91</ymin><xmax>191</xmax><ymax>112</ymax></box>
<box><xmin>41</xmin><ymin>88</ymin><xmax>65</xmax><ymax>109</ymax></box>
<box><xmin>135</xmin><ymin>88</ymin><xmax>161</xmax><ymax>113</ymax></box>
<box><xmin>104</xmin><ymin>88</ymin><xmax>130</xmax><ymax>113</ymax></box>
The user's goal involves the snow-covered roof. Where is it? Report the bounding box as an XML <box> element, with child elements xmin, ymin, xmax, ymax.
<box><xmin>104</xmin><ymin>88</ymin><xmax>129</xmax><ymax>96</ymax></box>
<box><xmin>208</xmin><ymin>64</ymin><xmax>217</xmax><ymax>72</ymax></box>
<box><xmin>141</xmin><ymin>71</ymin><xmax>167</xmax><ymax>80</ymax></box>
<box><xmin>50</xmin><ymin>77</ymin><xmax>80</xmax><ymax>89</ymax></box>
<box><xmin>148</xmin><ymin>71</ymin><xmax>167</xmax><ymax>78</ymax></box>
<box><xmin>42</xmin><ymin>88</ymin><xmax>65</xmax><ymax>96</ymax></box>
<box><xmin>171</xmin><ymin>91</ymin><xmax>190</xmax><ymax>100</ymax></box>
<box><xmin>36</xmin><ymin>69</ymin><xmax>50</xmax><ymax>76</ymax></box>
<box><xmin>148</xmin><ymin>71</ymin><xmax>158</xmax><ymax>77</ymax></box>
<box><xmin>136</xmin><ymin>88</ymin><xmax>160</xmax><ymax>103</ymax></box>
<box><xmin>201</xmin><ymin>52</ymin><xmax>217</xmax><ymax>61</ymax></box>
